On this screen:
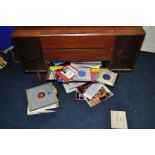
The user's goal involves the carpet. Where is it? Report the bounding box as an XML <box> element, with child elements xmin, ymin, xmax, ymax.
<box><xmin>0</xmin><ymin>51</ymin><xmax>155</xmax><ymax>129</ymax></box>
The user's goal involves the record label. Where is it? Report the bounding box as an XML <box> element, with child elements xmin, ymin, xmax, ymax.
<box><xmin>96</xmin><ymin>69</ymin><xmax>118</xmax><ymax>87</ymax></box>
<box><xmin>79</xmin><ymin>71</ymin><xmax>86</xmax><ymax>77</ymax></box>
<box><xmin>103</xmin><ymin>74</ymin><xmax>111</xmax><ymax>80</ymax></box>
<box><xmin>37</xmin><ymin>92</ymin><xmax>46</xmax><ymax>99</ymax></box>
<box><xmin>72</xmin><ymin>68</ymin><xmax>91</xmax><ymax>81</ymax></box>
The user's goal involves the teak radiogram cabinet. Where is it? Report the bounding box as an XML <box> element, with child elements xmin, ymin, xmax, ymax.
<box><xmin>12</xmin><ymin>26</ymin><xmax>145</xmax><ymax>79</ymax></box>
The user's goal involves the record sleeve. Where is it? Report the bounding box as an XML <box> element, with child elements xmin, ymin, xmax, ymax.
<box><xmin>26</xmin><ymin>82</ymin><xmax>59</xmax><ymax>112</ymax></box>
<box><xmin>55</xmin><ymin>65</ymin><xmax>79</xmax><ymax>82</ymax></box>
<box><xmin>85</xmin><ymin>84</ymin><xmax>113</xmax><ymax>107</ymax></box>
<box><xmin>77</xmin><ymin>82</ymin><xmax>92</xmax><ymax>95</ymax></box>
<box><xmin>46</xmin><ymin>66</ymin><xmax>63</xmax><ymax>80</ymax></box>
<box><xmin>71</xmin><ymin>62</ymin><xmax>102</xmax><ymax>68</ymax></box>
<box><xmin>96</xmin><ymin>69</ymin><xmax>118</xmax><ymax>86</ymax></box>
<box><xmin>91</xmin><ymin>68</ymin><xmax>100</xmax><ymax>82</ymax></box>
<box><xmin>72</xmin><ymin>68</ymin><xmax>91</xmax><ymax>81</ymax></box>
<box><xmin>63</xmin><ymin>82</ymin><xmax>85</xmax><ymax>93</ymax></box>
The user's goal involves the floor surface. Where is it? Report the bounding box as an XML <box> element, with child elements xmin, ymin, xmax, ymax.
<box><xmin>0</xmin><ymin>52</ymin><xmax>155</xmax><ymax>129</ymax></box>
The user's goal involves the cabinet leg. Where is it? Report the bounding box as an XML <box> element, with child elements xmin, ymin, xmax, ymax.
<box><xmin>36</xmin><ymin>72</ymin><xmax>42</xmax><ymax>83</ymax></box>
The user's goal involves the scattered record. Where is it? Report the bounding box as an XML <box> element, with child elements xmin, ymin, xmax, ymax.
<box><xmin>97</xmin><ymin>69</ymin><xmax>118</xmax><ymax>86</ymax></box>
<box><xmin>55</xmin><ymin>65</ymin><xmax>78</xmax><ymax>82</ymax></box>
<box><xmin>77</xmin><ymin>82</ymin><xmax>92</xmax><ymax>95</ymax></box>
<box><xmin>84</xmin><ymin>84</ymin><xmax>113</xmax><ymax>107</ymax></box>
<box><xmin>63</xmin><ymin>82</ymin><xmax>85</xmax><ymax>93</ymax></box>
<box><xmin>102</xmin><ymin>74</ymin><xmax>111</xmax><ymax>80</ymax></box>
<box><xmin>72</xmin><ymin>68</ymin><xmax>91</xmax><ymax>81</ymax></box>
<box><xmin>46</xmin><ymin>70</ymin><xmax>55</xmax><ymax>80</ymax></box>
<box><xmin>46</xmin><ymin>66</ymin><xmax>63</xmax><ymax>80</ymax></box>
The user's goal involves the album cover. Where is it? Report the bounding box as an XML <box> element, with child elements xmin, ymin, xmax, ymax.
<box><xmin>49</xmin><ymin>66</ymin><xmax>64</xmax><ymax>70</ymax></box>
<box><xmin>63</xmin><ymin>84</ymin><xmax>77</xmax><ymax>93</ymax></box>
<box><xmin>77</xmin><ymin>82</ymin><xmax>92</xmax><ymax>95</ymax></box>
<box><xmin>46</xmin><ymin>70</ymin><xmax>55</xmax><ymax>80</ymax></box>
<box><xmin>55</xmin><ymin>65</ymin><xmax>78</xmax><ymax>82</ymax></box>
<box><xmin>84</xmin><ymin>84</ymin><xmax>113</xmax><ymax>107</ymax></box>
<box><xmin>83</xmin><ymin>83</ymin><xmax>104</xmax><ymax>100</ymax></box>
<box><xmin>63</xmin><ymin>82</ymin><xmax>85</xmax><ymax>93</ymax></box>
<box><xmin>26</xmin><ymin>82</ymin><xmax>59</xmax><ymax>112</ymax></box>
<box><xmin>96</xmin><ymin>69</ymin><xmax>118</xmax><ymax>86</ymax></box>
<box><xmin>46</xmin><ymin>66</ymin><xmax>63</xmax><ymax>80</ymax></box>
<box><xmin>91</xmin><ymin>68</ymin><xmax>100</xmax><ymax>82</ymax></box>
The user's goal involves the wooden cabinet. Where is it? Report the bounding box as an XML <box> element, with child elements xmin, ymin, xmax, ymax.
<box><xmin>12</xmin><ymin>26</ymin><xmax>145</xmax><ymax>73</ymax></box>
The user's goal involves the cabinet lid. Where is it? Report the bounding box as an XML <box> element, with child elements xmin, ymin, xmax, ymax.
<box><xmin>12</xmin><ymin>26</ymin><xmax>145</xmax><ymax>37</ymax></box>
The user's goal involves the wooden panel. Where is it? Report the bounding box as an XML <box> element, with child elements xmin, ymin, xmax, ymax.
<box><xmin>13</xmin><ymin>37</ymin><xmax>47</xmax><ymax>72</ymax></box>
<box><xmin>42</xmin><ymin>49</ymin><xmax>113</xmax><ymax>61</ymax></box>
<box><xmin>12</xmin><ymin>26</ymin><xmax>145</xmax><ymax>37</ymax></box>
<box><xmin>110</xmin><ymin>35</ymin><xmax>145</xmax><ymax>70</ymax></box>
<box><xmin>113</xmin><ymin>27</ymin><xmax>145</xmax><ymax>36</ymax></box>
<box><xmin>40</xmin><ymin>36</ymin><xmax>115</xmax><ymax>49</ymax></box>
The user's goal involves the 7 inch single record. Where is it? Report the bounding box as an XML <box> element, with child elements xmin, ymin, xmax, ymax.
<box><xmin>102</xmin><ymin>73</ymin><xmax>111</xmax><ymax>80</ymax></box>
<box><xmin>97</xmin><ymin>69</ymin><xmax>118</xmax><ymax>87</ymax></box>
<box><xmin>72</xmin><ymin>68</ymin><xmax>91</xmax><ymax>81</ymax></box>
<box><xmin>79</xmin><ymin>71</ymin><xmax>86</xmax><ymax>77</ymax></box>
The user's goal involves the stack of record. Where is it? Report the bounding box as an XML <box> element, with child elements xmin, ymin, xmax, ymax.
<box><xmin>26</xmin><ymin>82</ymin><xmax>59</xmax><ymax>115</ymax></box>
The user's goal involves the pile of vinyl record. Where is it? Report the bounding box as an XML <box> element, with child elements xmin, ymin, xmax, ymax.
<box><xmin>26</xmin><ymin>83</ymin><xmax>59</xmax><ymax>115</ymax></box>
<box><xmin>46</xmin><ymin>61</ymin><xmax>118</xmax><ymax>108</ymax></box>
